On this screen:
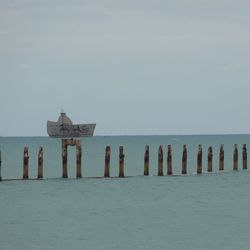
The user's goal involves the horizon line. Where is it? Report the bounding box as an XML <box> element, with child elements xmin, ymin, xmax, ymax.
<box><xmin>1</xmin><ymin>133</ymin><xmax>250</xmax><ymax>138</ymax></box>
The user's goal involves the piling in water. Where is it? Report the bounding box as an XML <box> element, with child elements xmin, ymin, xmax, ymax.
<box><xmin>37</xmin><ymin>147</ymin><xmax>43</xmax><ymax>179</ymax></box>
<box><xmin>158</xmin><ymin>145</ymin><xmax>163</xmax><ymax>176</ymax></box>
<box><xmin>23</xmin><ymin>146</ymin><xmax>29</xmax><ymax>179</ymax></box>
<box><xmin>76</xmin><ymin>140</ymin><xmax>82</xmax><ymax>178</ymax></box>
<box><xmin>243</xmin><ymin>144</ymin><xmax>247</xmax><ymax>170</ymax></box>
<box><xmin>167</xmin><ymin>145</ymin><xmax>172</xmax><ymax>175</ymax></box>
<box><xmin>219</xmin><ymin>144</ymin><xmax>224</xmax><ymax>171</ymax></box>
<box><xmin>182</xmin><ymin>145</ymin><xmax>187</xmax><ymax>175</ymax></box>
<box><xmin>144</xmin><ymin>145</ymin><xmax>149</xmax><ymax>176</ymax></box>
<box><xmin>62</xmin><ymin>140</ymin><xmax>68</xmax><ymax>178</ymax></box>
<box><xmin>119</xmin><ymin>146</ymin><xmax>125</xmax><ymax>177</ymax></box>
<box><xmin>197</xmin><ymin>144</ymin><xmax>202</xmax><ymax>174</ymax></box>
<box><xmin>0</xmin><ymin>150</ymin><xmax>2</xmax><ymax>181</ymax></box>
<box><xmin>104</xmin><ymin>146</ymin><xmax>111</xmax><ymax>177</ymax></box>
<box><xmin>207</xmin><ymin>146</ymin><xmax>213</xmax><ymax>172</ymax></box>
<box><xmin>233</xmin><ymin>144</ymin><xmax>238</xmax><ymax>171</ymax></box>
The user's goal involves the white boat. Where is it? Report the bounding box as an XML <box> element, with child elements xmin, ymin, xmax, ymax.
<box><xmin>47</xmin><ymin>112</ymin><xmax>96</xmax><ymax>138</ymax></box>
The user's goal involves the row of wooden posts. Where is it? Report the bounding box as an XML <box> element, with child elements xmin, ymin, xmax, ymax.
<box><xmin>0</xmin><ymin>141</ymin><xmax>248</xmax><ymax>181</ymax></box>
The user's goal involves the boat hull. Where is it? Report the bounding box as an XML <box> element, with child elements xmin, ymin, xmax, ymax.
<box><xmin>47</xmin><ymin>121</ymin><xmax>96</xmax><ymax>138</ymax></box>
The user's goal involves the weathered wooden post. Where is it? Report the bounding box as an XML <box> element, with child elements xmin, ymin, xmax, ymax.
<box><xmin>76</xmin><ymin>140</ymin><xmax>82</xmax><ymax>178</ymax></box>
<box><xmin>207</xmin><ymin>146</ymin><xmax>213</xmax><ymax>172</ymax></box>
<box><xmin>242</xmin><ymin>144</ymin><xmax>247</xmax><ymax>170</ymax></box>
<box><xmin>62</xmin><ymin>140</ymin><xmax>68</xmax><ymax>178</ymax></box>
<box><xmin>37</xmin><ymin>147</ymin><xmax>43</xmax><ymax>179</ymax></box>
<box><xmin>197</xmin><ymin>144</ymin><xmax>202</xmax><ymax>174</ymax></box>
<box><xmin>0</xmin><ymin>150</ymin><xmax>2</xmax><ymax>181</ymax></box>
<box><xmin>104</xmin><ymin>146</ymin><xmax>111</xmax><ymax>177</ymax></box>
<box><xmin>119</xmin><ymin>146</ymin><xmax>125</xmax><ymax>177</ymax></box>
<box><xmin>167</xmin><ymin>145</ymin><xmax>172</xmax><ymax>175</ymax></box>
<box><xmin>158</xmin><ymin>145</ymin><xmax>163</xmax><ymax>176</ymax></box>
<box><xmin>144</xmin><ymin>145</ymin><xmax>149</xmax><ymax>176</ymax></box>
<box><xmin>23</xmin><ymin>146</ymin><xmax>29</xmax><ymax>179</ymax></box>
<box><xmin>182</xmin><ymin>145</ymin><xmax>187</xmax><ymax>175</ymax></box>
<box><xmin>219</xmin><ymin>144</ymin><xmax>224</xmax><ymax>171</ymax></box>
<box><xmin>233</xmin><ymin>144</ymin><xmax>238</xmax><ymax>171</ymax></box>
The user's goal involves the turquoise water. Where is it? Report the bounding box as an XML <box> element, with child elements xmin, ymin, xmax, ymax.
<box><xmin>0</xmin><ymin>135</ymin><xmax>250</xmax><ymax>250</ymax></box>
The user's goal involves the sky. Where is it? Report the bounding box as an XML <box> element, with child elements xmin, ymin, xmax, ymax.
<box><xmin>0</xmin><ymin>0</ymin><xmax>250</xmax><ymax>136</ymax></box>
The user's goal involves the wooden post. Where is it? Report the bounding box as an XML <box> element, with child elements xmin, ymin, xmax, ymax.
<box><xmin>197</xmin><ymin>144</ymin><xmax>202</xmax><ymax>174</ymax></box>
<box><xmin>207</xmin><ymin>146</ymin><xmax>213</xmax><ymax>172</ymax></box>
<box><xmin>158</xmin><ymin>145</ymin><xmax>163</xmax><ymax>176</ymax></box>
<box><xmin>23</xmin><ymin>146</ymin><xmax>29</xmax><ymax>179</ymax></box>
<box><xmin>62</xmin><ymin>139</ymin><xmax>68</xmax><ymax>178</ymax></box>
<box><xmin>104</xmin><ymin>146</ymin><xmax>111</xmax><ymax>177</ymax></box>
<box><xmin>243</xmin><ymin>144</ymin><xmax>247</xmax><ymax>170</ymax></box>
<box><xmin>0</xmin><ymin>150</ymin><xmax>2</xmax><ymax>181</ymax></box>
<box><xmin>76</xmin><ymin>140</ymin><xmax>82</xmax><ymax>178</ymax></box>
<box><xmin>233</xmin><ymin>144</ymin><xmax>238</xmax><ymax>171</ymax></box>
<box><xmin>37</xmin><ymin>147</ymin><xmax>43</xmax><ymax>179</ymax></box>
<box><xmin>119</xmin><ymin>146</ymin><xmax>125</xmax><ymax>177</ymax></box>
<box><xmin>219</xmin><ymin>144</ymin><xmax>224</xmax><ymax>171</ymax></box>
<box><xmin>144</xmin><ymin>145</ymin><xmax>149</xmax><ymax>176</ymax></box>
<box><xmin>182</xmin><ymin>145</ymin><xmax>187</xmax><ymax>175</ymax></box>
<box><xmin>167</xmin><ymin>145</ymin><xmax>172</xmax><ymax>175</ymax></box>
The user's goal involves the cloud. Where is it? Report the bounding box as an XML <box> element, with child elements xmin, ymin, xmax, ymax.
<box><xmin>20</xmin><ymin>63</ymin><xmax>35</xmax><ymax>71</ymax></box>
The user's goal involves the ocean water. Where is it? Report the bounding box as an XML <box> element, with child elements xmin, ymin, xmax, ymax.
<box><xmin>0</xmin><ymin>135</ymin><xmax>250</xmax><ymax>250</ymax></box>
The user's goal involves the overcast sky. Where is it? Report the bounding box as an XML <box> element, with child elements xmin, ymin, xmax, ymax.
<box><xmin>0</xmin><ymin>0</ymin><xmax>250</xmax><ymax>136</ymax></box>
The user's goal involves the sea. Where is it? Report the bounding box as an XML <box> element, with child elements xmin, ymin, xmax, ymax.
<box><xmin>0</xmin><ymin>135</ymin><xmax>250</xmax><ymax>250</ymax></box>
